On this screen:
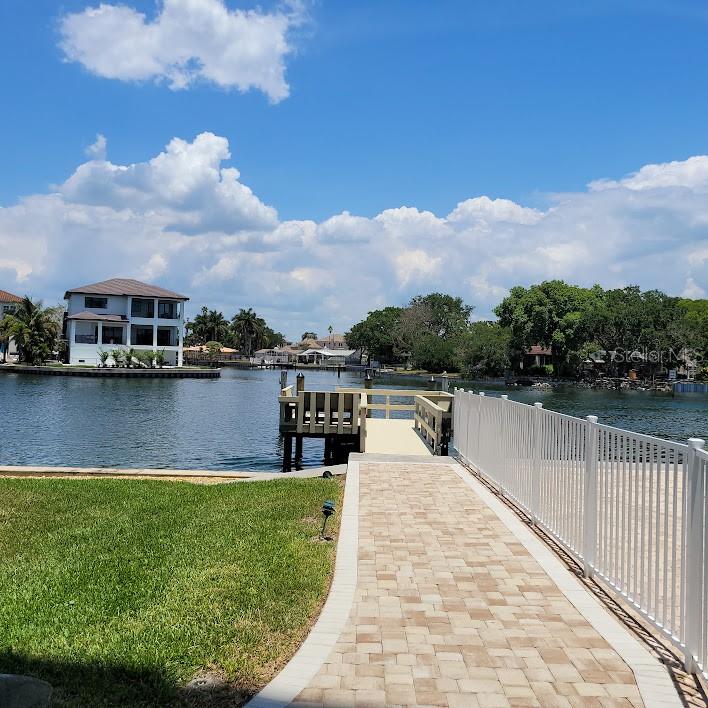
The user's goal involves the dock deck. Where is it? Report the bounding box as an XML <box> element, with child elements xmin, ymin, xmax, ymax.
<box><xmin>363</xmin><ymin>418</ymin><xmax>432</xmax><ymax>455</ymax></box>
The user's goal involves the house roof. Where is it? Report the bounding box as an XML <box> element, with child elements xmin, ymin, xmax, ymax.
<box><xmin>0</xmin><ymin>289</ymin><xmax>22</xmax><ymax>303</ymax></box>
<box><xmin>317</xmin><ymin>333</ymin><xmax>346</xmax><ymax>344</ymax></box>
<box><xmin>67</xmin><ymin>312</ymin><xmax>128</xmax><ymax>322</ymax></box>
<box><xmin>298</xmin><ymin>347</ymin><xmax>356</xmax><ymax>358</ymax></box>
<box><xmin>527</xmin><ymin>345</ymin><xmax>552</xmax><ymax>356</ymax></box>
<box><xmin>64</xmin><ymin>278</ymin><xmax>188</xmax><ymax>300</ymax></box>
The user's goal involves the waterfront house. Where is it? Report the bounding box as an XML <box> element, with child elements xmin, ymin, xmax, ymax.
<box><xmin>64</xmin><ymin>278</ymin><xmax>188</xmax><ymax>366</ymax></box>
<box><xmin>0</xmin><ymin>289</ymin><xmax>22</xmax><ymax>362</ymax></box>
<box><xmin>251</xmin><ymin>347</ymin><xmax>293</xmax><ymax>365</ymax></box>
<box><xmin>520</xmin><ymin>345</ymin><xmax>553</xmax><ymax>370</ymax></box>
<box><xmin>296</xmin><ymin>347</ymin><xmax>360</xmax><ymax>366</ymax></box>
<box><xmin>315</xmin><ymin>333</ymin><xmax>348</xmax><ymax>350</ymax></box>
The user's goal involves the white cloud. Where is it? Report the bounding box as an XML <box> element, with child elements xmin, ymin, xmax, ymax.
<box><xmin>394</xmin><ymin>249</ymin><xmax>442</xmax><ymax>286</ymax></box>
<box><xmin>85</xmin><ymin>133</ymin><xmax>107</xmax><ymax>160</ymax></box>
<box><xmin>59</xmin><ymin>0</ymin><xmax>303</xmax><ymax>102</ymax></box>
<box><xmin>589</xmin><ymin>155</ymin><xmax>708</xmax><ymax>192</ymax></box>
<box><xmin>2</xmin><ymin>139</ymin><xmax>707</xmax><ymax>338</ymax></box>
<box><xmin>682</xmin><ymin>277</ymin><xmax>706</xmax><ymax>299</ymax></box>
<box><xmin>447</xmin><ymin>196</ymin><xmax>543</xmax><ymax>226</ymax></box>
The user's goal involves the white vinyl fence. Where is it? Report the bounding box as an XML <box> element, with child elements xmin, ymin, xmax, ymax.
<box><xmin>453</xmin><ymin>388</ymin><xmax>708</xmax><ymax>677</ymax></box>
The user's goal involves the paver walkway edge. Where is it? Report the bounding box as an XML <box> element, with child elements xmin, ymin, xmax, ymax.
<box><xmin>247</xmin><ymin>460</ymin><xmax>360</xmax><ymax>708</ymax></box>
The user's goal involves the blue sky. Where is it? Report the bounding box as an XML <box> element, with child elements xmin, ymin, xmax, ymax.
<box><xmin>1</xmin><ymin>0</ymin><xmax>707</xmax><ymax>335</ymax></box>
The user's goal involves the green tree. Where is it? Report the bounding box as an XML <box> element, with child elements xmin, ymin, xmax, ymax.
<box><xmin>232</xmin><ymin>309</ymin><xmax>267</xmax><ymax>356</ymax></box>
<box><xmin>584</xmin><ymin>287</ymin><xmax>686</xmax><ymax>377</ymax></box>
<box><xmin>0</xmin><ymin>297</ymin><xmax>61</xmax><ymax>365</ymax></box>
<box><xmin>186</xmin><ymin>306</ymin><xmax>229</xmax><ymax>345</ymax></box>
<box><xmin>495</xmin><ymin>280</ymin><xmax>599</xmax><ymax>376</ymax></box>
<box><xmin>205</xmin><ymin>341</ymin><xmax>222</xmax><ymax>360</ymax></box>
<box><xmin>407</xmin><ymin>293</ymin><xmax>473</xmax><ymax>338</ymax></box>
<box><xmin>301</xmin><ymin>331</ymin><xmax>318</xmax><ymax>341</ymax></box>
<box><xmin>677</xmin><ymin>298</ymin><xmax>708</xmax><ymax>363</ymax></box>
<box><xmin>455</xmin><ymin>322</ymin><xmax>511</xmax><ymax>377</ymax></box>
<box><xmin>346</xmin><ymin>307</ymin><xmax>404</xmax><ymax>364</ymax></box>
<box><xmin>410</xmin><ymin>334</ymin><xmax>457</xmax><ymax>373</ymax></box>
<box><xmin>263</xmin><ymin>328</ymin><xmax>286</xmax><ymax>348</ymax></box>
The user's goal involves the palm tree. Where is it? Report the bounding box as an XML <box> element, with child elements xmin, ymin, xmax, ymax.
<box><xmin>186</xmin><ymin>307</ymin><xmax>229</xmax><ymax>344</ymax></box>
<box><xmin>0</xmin><ymin>297</ymin><xmax>61</xmax><ymax>365</ymax></box>
<box><xmin>206</xmin><ymin>310</ymin><xmax>229</xmax><ymax>342</ymax></box>
<box><xmin>232</xmin><ymin>308</ymin><xmax>266</xmax><ymax>357</ymax></box>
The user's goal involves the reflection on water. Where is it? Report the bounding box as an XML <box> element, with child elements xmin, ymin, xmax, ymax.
<box><xmin>1</xmin><ymin>369</ymin><xmax>706</xmax><ymax>470</ymax></box>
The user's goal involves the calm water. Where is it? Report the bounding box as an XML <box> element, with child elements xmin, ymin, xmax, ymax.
<box><xmin>1</xmin><ymin>369</ymin><xmax>706</xmax><ymax>470</ymax></box>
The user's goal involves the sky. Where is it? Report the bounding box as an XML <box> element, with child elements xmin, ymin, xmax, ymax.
<box><xmin>1</xmin><ymin>0</ymin><xmax>708</xmax><ymax>339</ymax></box>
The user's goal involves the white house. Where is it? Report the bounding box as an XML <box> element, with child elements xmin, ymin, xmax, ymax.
<box><xmin>296</xmin><ymin>347</ymin><xmax>361</xmax><ymax>366</ymax></box>
<box><xmin>250</xmin><ymin>347</ymin><xmax>294</xmax><ymax>365</ymax></box>
<box><xmin>64</xmin><ymin>278</ymin><xmax>188</xmax><ymax>366</ymax></box>
<box><xmin>0</xmin><ymin>289</ymin><xmax>22</xmax><ymax>362</ymax></box>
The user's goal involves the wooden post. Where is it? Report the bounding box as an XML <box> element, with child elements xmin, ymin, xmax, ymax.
<box><xmin>283</xmin><ymin>435</ymin><xmax>293</xmax><ymax>472</ymax></box>
<box><xmin>295</xmin><ymin>435</ymin><xmax>303</xmax><ymax>466</ymax></box>
<box><xmin>324</xmin><ymin>436</ymin><xmax>331</xmax><ymax>463</ymax></box>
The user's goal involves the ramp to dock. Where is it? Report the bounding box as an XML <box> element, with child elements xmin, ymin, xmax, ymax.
<box><xmin>363</xmin><ymin>418</ymin><xmax>432</xmax><ymax>455</ymax></box>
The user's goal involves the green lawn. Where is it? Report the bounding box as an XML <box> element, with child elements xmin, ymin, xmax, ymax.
<box><xmin>0</xmin><ymin>477</ymin><xmax>343</xmax><ymax>707</ymax></box>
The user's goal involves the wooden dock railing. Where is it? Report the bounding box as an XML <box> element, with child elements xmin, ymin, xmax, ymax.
<box><xmin>335</xmin><ymin>387</ymin><xmax>454</xmax><ymax>454</ymax></box>
<box><xmin>414</xmin><ymin>393</ymin><xmax>453</xmax><ymax>455</ymax></box>
<box><xmin>278</xmin><ymin>385</ymin><xmax>454</xmax><ymax>468</ymax></box>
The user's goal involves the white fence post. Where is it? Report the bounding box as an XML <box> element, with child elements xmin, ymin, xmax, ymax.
<box><xmin>583</xmin><ymin>415</ymin><xmax>599</xmax><ymax>578</ymax></box>
<box><xmin>684</xmin><ymin>437</ymin><xmax>706</xmax><ymax>674</ymax></box>
<box><xmin>531</xmin><ymin>402</ymin><xmax>543</xmax><ymax>525</ymax></box>
<box><xmin>463</xmin><ymin>390</ymin><xmax>472</xmax><ymax>465</ymax></box>
<box><xmin>499</xmin><ymin>395</ymin><xmax>509</xmax><ymax>496</ymax></box>
<box><xmin>476</xmin><ymin>392</ymin><xmax>485</xmax><ymax>472</ymax></box>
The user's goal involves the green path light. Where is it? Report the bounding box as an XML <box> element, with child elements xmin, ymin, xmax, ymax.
<box><xmin>321</xmin><ymin>500</ymin><xmax>336</xmax><ymax>538</ymax></box>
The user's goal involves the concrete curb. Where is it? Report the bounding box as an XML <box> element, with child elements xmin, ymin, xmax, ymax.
<box><xmin>246</xmin><ymin>459</ymin><xmax>359</xmax><ymax>707</ymax></box>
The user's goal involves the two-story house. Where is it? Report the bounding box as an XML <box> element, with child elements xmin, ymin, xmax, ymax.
<box><xmin>0</xmin><ymin>289</ymin><xmax>22</xmax><ymax>362</ymax></box>
<box><xmin>64</xmin><ymin>278</ymin><xmax>188</xmax><ymax>366</ymax></box>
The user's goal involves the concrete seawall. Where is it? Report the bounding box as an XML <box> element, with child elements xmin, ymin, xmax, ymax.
<box><xmin>0</xmin><ymin>364</ymin><xmax>220</xmax><ymax>378</ymax></box>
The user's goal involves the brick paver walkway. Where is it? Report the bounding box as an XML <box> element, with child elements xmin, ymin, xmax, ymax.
<box><xmin>293</xmin><ymin>462</ymin><xmax>648</xmax><ymax>707</ymax></box>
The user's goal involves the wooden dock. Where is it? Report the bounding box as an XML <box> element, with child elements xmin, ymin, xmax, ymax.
<box><xmin>278</xmin><ymin>384</ymin><xmax>453</xmax><ymax>470</ymax></box>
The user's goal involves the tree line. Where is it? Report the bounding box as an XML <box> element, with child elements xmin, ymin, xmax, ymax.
<box><xmin>346</xmin><ymin>281</ymin><xmax>708</xmax><ymax>379</ymax></box>
<box><xmin>185</xmin><ymin>307</ymin><xmax>287</xmax><ymax>357</ymax></box>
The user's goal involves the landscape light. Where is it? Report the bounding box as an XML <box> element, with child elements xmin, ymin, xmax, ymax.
<box><xmin>320</xmin><ymin>500</ymin><xmax>336</xmax><ymax>538</ymax></box>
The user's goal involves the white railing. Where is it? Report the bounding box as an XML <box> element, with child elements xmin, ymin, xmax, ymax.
<box><xmin>453</xmin><ymin>388</ymin><xmax>708</xmax><ymax>677</ymax></box>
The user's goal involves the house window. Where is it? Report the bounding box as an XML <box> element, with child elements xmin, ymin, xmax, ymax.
<box><xmin>158</xmin><ymin>301</ymin><xmax>178</xmax><ymax>319</ymax></box>
<box><xmin>131</xmin><ymin>299</ymin><xmax>154</xmax><ymax>318</ymax></box>
<box><xmin>2</xmin><ymin>305</ymin><xmax>16</xmax><ymax>315</ymax></box>
<box><xmin>131</xmin><ymin>326</ymin><xmax>153</xmax><ymax>346</ymax></box>
<box><xmin>102</xmin><ymin>326</ymin><xmax>124</xmax><ymax>345</ymax></box>
<box><xmin>157</xmin><ymin>328</ymin><xmax>175</xmax><ymax>346</ymax></box>
<box><xmin>85</xmin><ymin>296</ymin><xmax>108</xmax><ymax>309</ymax></box>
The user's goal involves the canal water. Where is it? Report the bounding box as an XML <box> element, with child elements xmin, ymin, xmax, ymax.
<box><xmin>1</xmin><ymin>368</ymin><xmax>706</xmax><ymax>471</ymax></box>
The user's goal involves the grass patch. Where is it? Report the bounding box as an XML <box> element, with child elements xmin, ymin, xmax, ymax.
<box><xmin>0</xmin><ymin>477</ymin><xmax>343</xmax><ymax>707</ymax></box>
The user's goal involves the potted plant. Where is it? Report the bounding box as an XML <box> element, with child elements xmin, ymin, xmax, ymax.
<box><xmin>154</xmin><ymin>349</ymin><xmax>167</xmax><ymax>368</ymax></box>
<box><xmin>98</xmin><ymin>349</ymin><xmax>110</xmax><ymax>368</ymax></box>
